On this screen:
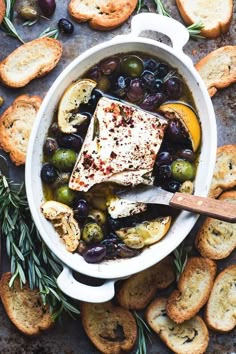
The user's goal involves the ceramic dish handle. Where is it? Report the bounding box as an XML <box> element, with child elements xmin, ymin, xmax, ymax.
<box><xmin>57</xmin><ymin>266</ymin><xmax>116</xmax><ymax>303</ymax></box>
<box><xmin>130</xmin><ymin>13</ymin><xmax>189</xmax><ymax>52</ymax></box>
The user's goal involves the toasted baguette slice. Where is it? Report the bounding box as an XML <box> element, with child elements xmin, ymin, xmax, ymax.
<box><xmin>195</xmin><ymin>46</ymin><xmax>236</xmax><ymax>97</ymax></box>
<box><xmin>146</xmin><ymin>298</ymin><xmax>209</xmax><ymax>354</ymax></box>
<box><xmin>176</xmin><ymin>0</ymin><xmax>233</xmax><ymax>38</ymax></box>
<box><xmin>0</xmin><ymin>95</ymin><xmax>42</xmax><ymax>165</ymax></box>
<box><xmin>0</xmin><ymin>0</ymin><xmax>5</xmax><ymax>23</ymax></box>
<box><xmin>208</xmin><ymin>145</ymin><xmax>236</xmax><ymax>198</ymax></box>
<box><xmin>205</xmin><ymin>265</ymin><xmax>236</xmax><ymax>332</ymax></box>
<box><xmin>0</xmin><ymin>272</ymin><xmax>53</xmax><ymax>335</ymax></box>
<box><xmin>195</xmin><ymin>191</ymin><xmax>236</xmax><ymax>259</ymax></box>
<box><xmin>80</xmin><ymin>301</ymin><xmax>137</xmax><ymax>354</ymax></box>
<box><xmin>166</xmin><ymin>257</ymin><xmax>217</xmax><ymax>323</ymax></box>
<box><xmin>68</xmin><ymin>0</ymin><xmax>137</xmax><ymax>30</ymax></box>
<box><xmin>116</xmin><ymin>256</ymin><xmax>175</xmax><ymax>310</ymax></box>
<box><xmin>0</xmin><ymin>37</ymin><xmax>62</xmax><ymax>88</ymax></box>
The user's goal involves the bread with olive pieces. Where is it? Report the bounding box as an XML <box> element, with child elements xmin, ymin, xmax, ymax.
<box><xmin>176</xmin><ymin>0</ymin><xmax>233</xmax><ymax>38</ymax></box>
<box><xmin>195</xmin><ymin>191</ymin><xmax>236</xmax><ymax>259</ymax></box>
<box><xmin>0</xmin><ymin>95</ymin><xmax>42</xmax><ymax>165</ymax></box>
<box><xmin>0</xmin><ymin>0</ymin><xmax>5</xmax><ymax>23</ymax></box>
<box><xmin>146</xmin><ymin>298</ymin><xmax>209</xmax><ymax>354</ymax></box>
<box><xmin>0</xmin><ymin>37</ymin><xmax>62</xmax><ymax>88</ymax></box>
<box><xmin>0</xmin><ymin>272</ymin><xmax>53</xmax><ymax>335</ymax></box>
<box><xmin>80</xmin><ymin>301</ymin><xmax>137</xmax><ymax>354</ymax></box>
<box><xmin>68</xmin><ymin>0</ymin><xmax>138</xmax><ymax>30</ymax></box>
<box><xmin>166</xmin><ymin>257</ymin><xmax>217</xmax><ymax>323</ymax></box>
<box><xmin>208</xmin><ymin>145</ymin><xmax>236</xmax><ymax>198</ymax></box>
<box><xmin>195</xmin><ymin>46</ymin><xmax>236</xmax><ymax>97</ymax></box>
<box><xmin>116</xmin><ymin>256</ymin><xmax>175</xmax><ymax>310</ymax></box>
<box><xmin>205</xmin><ymin>265</ymin><xmax>236</xmax><ymax>332</ymax></box>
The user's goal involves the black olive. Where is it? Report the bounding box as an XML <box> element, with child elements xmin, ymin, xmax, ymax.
<box><xmin>58</xmin><ymin>134</ymin><xmax>83</xmax><ymax>151</ymax></box>
<box><xmin>43</xmin><ymin>137</ymin><xmax>58</xmax><ymax>156</ymax></box>
<box><xmin>83</xmin><ymin>244</ymin><xmax>106</xmax><ymax>263</ymax></box>
<box><xmin>58</xmin><ymin>18</ymin><xmax>74</xmax><ymax>34</ymax></box>
<box><xmin>40</xmin><ymin>163</ymin><xmax>58</xmax><ymax>184</ymax></box>
<box><xmin>37</xmin><ymin>0</ymin><xmax>56</xmax><ymax>17</ymax></box>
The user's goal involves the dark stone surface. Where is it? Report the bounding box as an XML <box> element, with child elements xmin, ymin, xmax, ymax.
<box><xmin>0</xmin><ymin>0</ymin><xmax>235</xmax><ymax>353</ymax></box>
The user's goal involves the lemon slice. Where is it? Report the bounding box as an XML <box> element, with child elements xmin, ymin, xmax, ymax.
<box><xmin>58</xmin><ymin>79</ymin><xmax>97</xmax><ymax>133</ymax></box>
<box><xmin>116</xmin><ymin>216</ymin><xmax>171</xmax><ymax>247</ymax></box>
<box><xmin>159</xmin><ymin>102</ymin><xmax>201</xmax><ymax>152</ymax></box>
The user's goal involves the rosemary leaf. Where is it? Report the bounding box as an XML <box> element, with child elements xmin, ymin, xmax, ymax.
<box><xmin>23</xmin><ymin>19</ymin><xmax>38</xmax><ymax>27</ymax></box>
<box><xmin>187</xmin><ymin>22</ymin><xmax>205</xmax><ymax>39</ymax></box>
<box><xmin>134</xmin><ymin>311</ymin><xmax>152</xmax><ymax>354</ymax></box>
<box><xmin>173</xmin><ymin>242</ymin><xmax>191</xmax><ymax>281</ymax></box>
<box><xmin>1</xmin><ymin>16</ymin><xmax>24</xmax><ymax>43</ymax></box>
<box><xmin>39</xmin><ymin>26</ymin><xmax>59</xmax><ymax>39</ymax></box>
<box><xmin>153</xmin><ymin>0</ymin><xmax>171</xmax><ymax>17</ymax></box>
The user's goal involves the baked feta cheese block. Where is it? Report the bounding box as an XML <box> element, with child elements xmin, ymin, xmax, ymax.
<box><xmin>69</xmin><ymin>97</ymin><xmax>167</xmax><ymax>192</ymax></box>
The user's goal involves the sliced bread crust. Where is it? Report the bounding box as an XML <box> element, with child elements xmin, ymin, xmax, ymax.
<box><xmin>0</xmin><ymin>0</ymin><xmax>5</xmax><ymax>23</ymax></box>
<box><xmin>166</xmin><ymin>257</ymin><xmax>217</xmax><ymax>323</ymax></box>
<box><xmin>0</xmin><ymin>95</ymin><xmax>42</xmax><ymax>165</ymax></box>
<box><xmin>195</xmin><ymin>46</ymin><xmax>236</xmax><ymax>97</ymax></box>
<box><xmin>0</xmin><ymin>272</ymin><xmax>53</xmax><ymax>335</ymax></box>
<box><xmin>116</xmin><ymin>256</ymin><xmax>175</xmax><ymax>310</ymax></box>
<box><xmin>208</xmin><ymin>145</ymin><xmax>236</xmax><ymax>198</ymax></box>
<box><xmin>68</xmin><ymin>0</ymin><xmax>138</xmax><ymax>30</ymax></box>
<box><xmin>80</xmin><ymin>301</ymin><xmax>137</xmax><ymax>354</ymax></box>
<box><xmin>0</xmin><ymin>37</ymin><xmax>62</xmax><ymax>88</ymax></box>
<box><xmin>176</xmin><ymin>0</ymin><xmax>233</xmax><ymax>38</ymax></box>
<box><xmin>205</xmin><ymin>265</ymin><xmax>236</xmax><ymax>332</ymax></box>
<box><xmin>146</xmin><ymin>297</ymin><xmax>209</xmax><ymax>354</ymax></box>
<box><xmin>195</xmin><ymin>191</ymin><xmax>236</xmax><ymax>259</ymax></box>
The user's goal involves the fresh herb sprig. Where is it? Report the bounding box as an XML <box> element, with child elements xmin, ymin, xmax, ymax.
<box><xmin>134</xmin><ymin>311</ymin><xmax>152</xmax><ymax>354</ymax></box>
<box><xmin>0</xmin><ymin>0</ymin><xmax>24</xmax><ymax>43</ymax></box>
<box><xmin>137</xmin><ymin>0</ymin><xmax>204</xmax><ymax>39</ymax></box>
<box><xmin>173</xmin><ymin>242</ymin><xmax>192</xmax><ymax>281</ymax></box>
<box><xmin>39</xmin><ymin>26</ymin><xmax>59</xmax><ymax>39</ymax></box>
<box><xmin>0</xmin><ymin>175</ymin><xmax>79</xmax><ymax>320</ymax></box>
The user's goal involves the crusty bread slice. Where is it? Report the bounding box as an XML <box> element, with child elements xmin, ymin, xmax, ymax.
<box><xmin>0</xmin><ymin>95</ymin><xmax>42</xmax><ymax>165</ymax></box>
<box><xmin>166</xmin><ymin>257</ymin><xmax>217</xmax><ymax>323</ymax></box>
<box><xmin>80</xmin><ymin>301</ymin><xmax>137</xmax><ymax>354</ymax></box>
<box><xmin>195</xmin><ymin>46</ymin><xmax>236</xmax><ymax>97</ymax></box>
<box><xmin>116</xmin><ymin>256</ymin><xmax>175</xmax><ymax>310</ymax></box>
<box><xmin>68</xmin><ymin>0</ymin><xmax>138</xmax><ymax>30</ymax></box>
<box><xmin>205</xmin><ymin>265</ymin><xmax>236</xmax><ymax>332</ymax></box>
<box><xmin>0</xmin><ymin>0</ymin><xmax>6</xmax><ymax>23</ymax></box>
<box><xmin>176</xmin><ymin>0</ymin><xmax>233</xmax><ymax>38</ymax></box>
<box><xmin>0</xmin><ymin>37</ymin><xmax>62</xmax><ymax>88</ymax></box>
<box><xmin>195</xmin><ymin>191</ymin><xmax>236</xmax><ymax>259</ymax></box>
<box><xmin>0</xmin><ymin>272</ymin><xmax>53</xmax><ymax>335</ymax></box>
<box><xmin>208</xmin><ymin>145</ymin><xmax>236</xmax><ymax>198</ymax></box>
<box><xmin>146</xmin><ymin>297</ymin><xmax>209</xmax><ymax>354</ymax></box>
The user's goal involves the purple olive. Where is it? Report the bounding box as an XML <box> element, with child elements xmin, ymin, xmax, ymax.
<box><xmin>155</xmin><ymin>164</ymin><xmax>172</xmax><ymax>182</ymax></box>
<box><xmin>38</xmin><ymin>0</ymin><xmax>56</xmax><ymax>17</ymax></box>
<box><xmin>140</xmin><ymin>92</ymin><xmax>165</xmax><ymax>111</ymax></box>
<box><xmin>140</xmin><ymin>71</ymin><xmax>156</xmax><ymax>91</ymax></box>
<box><xmin>117</xmin><ymin>244</ymin><xmax>140</xmax><ymax>258</ymax></box>
<box><xmin>177</xmin><ymin>148</ymin><xmax>196</xmax><ymax>162</ymax></box>
<box><xmin>58</xmin><ymin>134</ymin><xmax>83</xmax><ymax>152</ymax></box>
<box><xmin>165</xmin><ymin>77</ymin><xmax>182</xmax><ymax>99</ymax></box>
<box><xmin>43</xmin><ymin>137</ymin><xmax>58</xmax><ymax>156</ymax></box>
<box><xmin>127</xmin><ymin>79</ymin><xmax>144</xmax><ymax>102</ymax></box>
<box><xmin>83</xmin><ymin>244</ymin><xmax>106</xmax><ymax>263</ymax></box>
<box><xmin>99</xmin><ymin>57</ymin><xmax>120</xmax><ymax>75</ymax></box>
<box><xmin>86</xmin><ymin>66</ymin><xmax>101</xmax><ymax>82</ymax></box>
<box><xmin>155</xmin><ymin>151</ymin><xmax>173</xmax><ymax>167</ymax></box>
<box><xmin>166</xmin><ymin>119</ymin><xmax>188</xmax><ymax>143</ymax></box>
<box><xmin>73</xmin><ymin>199</ymin><xmax>89</xmax><ymax>222</ymax></box>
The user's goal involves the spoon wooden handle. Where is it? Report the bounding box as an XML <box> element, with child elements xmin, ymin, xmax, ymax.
<box><xmin>170</xmin><ymin>192</ymin><xmax>236</xmax><ymax>222</ymax></box>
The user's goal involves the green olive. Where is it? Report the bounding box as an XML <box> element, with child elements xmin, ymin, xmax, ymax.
<box><xmin>89</xmin><ymin>209</ymin><xmax>107</xmax><ymax>225</ymax></box>
<box><xmin>82</xmin><ymin>223</ymin><xmax>104</xmax><ymax>243</ymax></box>
<box><xmin>97</xmin><ymin>76</ymin><xmax>111</xmax><ymax>92</ymax></box>
<box><xmin>121</xmin><ymin>56</ymin><xmax>144</xmax><ymax>78</ymax></box>
<box><xmin>171</xmin><ymin>160</ymin><xmax>195</xmax><ymax>182</ymax></box>
<box><xmin>0</xmin><ymin>96</ymin><xmax>4</xmax><ymax>107</ymax></box>
<box><xmin>55</xmin><ymin>185</ymin><xmax>76</xmax><ymax>205</ymax></box>
<box><xmin>19</xmin><ymin>6</ymin><xmax>39</xmax><ymax>20</ymax></box>
<box><xmin>51</xmin><ymin>149</ymin><xmax>77</xmax><ymax>172</ymax></box>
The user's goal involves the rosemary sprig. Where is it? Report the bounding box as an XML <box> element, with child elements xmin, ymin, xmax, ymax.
<box><xmin>187</xmin><ymin>22</ymin><xmax>205</xmax><ymax>39</ymax></box>
<box><xmin>39</xmin><ymin>26</ymin><xmax>59</xmax><ymax>39</ymax></box>
<box><xmin>0</xmin><ymin>175</ymin><xmax>79</xmax><ymax>320</ymax></box>
<box><xmin>173</xmin><ymin>242</ymin><xmax>192</xmax><ymax>281</ymax></box>
<box><xmin>23</xmin><ymin>19</ymin><xmax>39</xmax><ymax>27</ymax></box>
<box><xmin>134</xmin><ymin>311</ymin><xmax>152</xmax><ymax>354</ymax></box>
<box><xmin>153</xmin><ymin>0</ymin><xmax>170</xmax><ymax>17</ymax></box>
<box><xmin>136</xmin><ymin>0</ymin><xmax>205</xmax><ymax>39</ymax></box>
<box><xmin>0</xmin><ymin>0</ymin><xmax>24</xmax><ymax>43</ymax></box>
